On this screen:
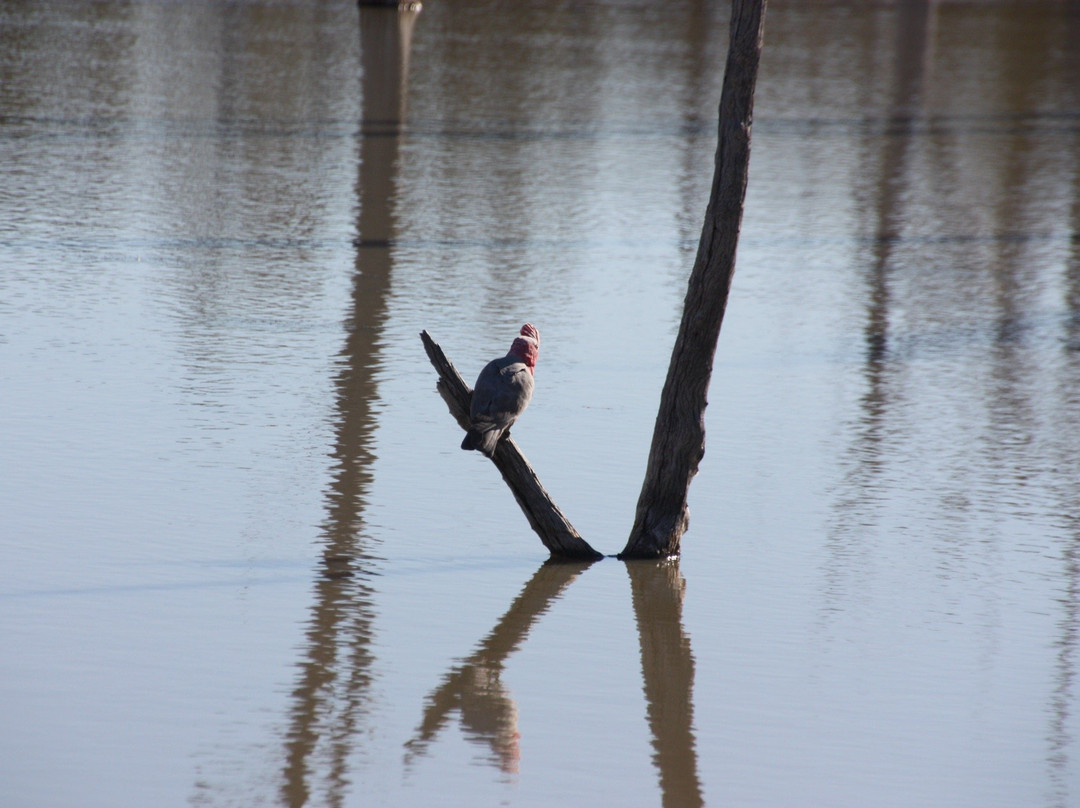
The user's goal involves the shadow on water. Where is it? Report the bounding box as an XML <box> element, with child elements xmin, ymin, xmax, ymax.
<box><xmin>279</xmin><ymin>7</ymin><xmax>418</xmax><ymax>807</ymax></box>
<box><xmin>403</xmin><ymin>557</ymin><xmax>703</xmax><ymax>805</ymax></box>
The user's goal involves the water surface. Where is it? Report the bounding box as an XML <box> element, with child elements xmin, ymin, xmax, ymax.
<box><xmin>2</xmin><ymin>1</ymin><xmax>1080</xmax><ymax>806</ymax></box>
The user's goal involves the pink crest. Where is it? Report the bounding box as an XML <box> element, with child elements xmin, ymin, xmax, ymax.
<box><xmin>519</xmin><ymin>323</ymin><xmax>540</xmax><ymax>345</ymax></box>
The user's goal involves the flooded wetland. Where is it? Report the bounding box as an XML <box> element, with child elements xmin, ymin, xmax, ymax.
<box><xmin>3</xmin><ymin>0</ymin><xmax>1080</xmax><ymax>806</ymax></box>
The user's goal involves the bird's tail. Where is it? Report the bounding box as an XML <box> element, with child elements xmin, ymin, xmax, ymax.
<box><xmin>461</xmin><ymin>428</ymin><xmax>500</xmax><ymax>457</ymax></box>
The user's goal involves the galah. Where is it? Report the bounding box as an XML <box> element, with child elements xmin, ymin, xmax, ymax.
<box><xmin>461</xmin><ymin>323</ymin><xmax>540</xmax><ymax>457</ymax></box>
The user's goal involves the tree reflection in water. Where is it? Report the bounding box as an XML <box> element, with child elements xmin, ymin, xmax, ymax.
<box><xmin>627</xmin><ymin>559</ymin><xmax>705</xmax><ymax>808</ymax></box>
<box><xmin>404</xmin><ymin>558</ymin><xmax>704</xmax><ymax>805</ymax></box>
<box><xmin>404</xmin><ymin>560</ymin><xmax>593</xmax><ymax>774</ymax></box>
<box><xmin>279</xmin><ymin>7</ymin><xmax>418</xmax><ymax>807</ymax></box>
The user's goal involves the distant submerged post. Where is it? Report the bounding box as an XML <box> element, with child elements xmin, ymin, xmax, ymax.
<box><xmin>621</xmin><ymin>0</ymin><xmax>768</xmax><ymax>559</ymax></box>
<box><xmin>358</xmin><ymin>0</ymin><xmax>422</xmax><ymax>9</ymax></box>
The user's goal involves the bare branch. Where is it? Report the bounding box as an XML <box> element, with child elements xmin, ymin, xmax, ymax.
<box><xmin>421</xmin><ymin>331</ymin><xmax>603</xmax><ymax>560</ymax></box>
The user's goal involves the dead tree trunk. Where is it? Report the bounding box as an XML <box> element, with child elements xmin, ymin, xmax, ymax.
<box><xmin>621</xmin><ymin>0</ymin><xmax>767</xmax><ymax>559</ymax></box>
<box><xmin>421</xmin><ymin>331</ymin><xmax>603</xmax><ymax>561</ymax></box>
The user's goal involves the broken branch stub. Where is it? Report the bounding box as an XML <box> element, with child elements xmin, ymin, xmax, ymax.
<box><xmin>421</xmin><ymin>331</ymin><xmax>602</xmax><ymax>561</ymax></box>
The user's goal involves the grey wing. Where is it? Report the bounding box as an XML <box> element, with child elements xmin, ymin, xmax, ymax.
<box><xmin>491</xmin><ymin>363</ymin><xmax>533</xmax><ymax>420</ymax></box>
<box><xmin>471</xmin><ymin>361</ymin><xmax>533</xmax><ymax>425</ymax></box>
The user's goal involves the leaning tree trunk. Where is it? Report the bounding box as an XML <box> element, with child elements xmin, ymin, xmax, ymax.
<box><xmin>621</xmin><ymin>0</ymin><xmax>767</xmax><ymax>559</ymax></box>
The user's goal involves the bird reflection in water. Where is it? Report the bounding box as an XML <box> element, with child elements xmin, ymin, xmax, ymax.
<box><xmin>448</xmin><ymin>664</ymin><xmax>522</xmax><ymax>773</ymax></box>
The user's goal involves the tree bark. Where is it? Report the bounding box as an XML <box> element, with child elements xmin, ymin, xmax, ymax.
<box><xmin>621</xmin><ymin>0</ymin><xmax>767</xmax><ymax>559</ymax></box>
<box><xmin>421</xmin><ymin>331</ymin><xmax>603</xmax><ymax>561</ymax></box>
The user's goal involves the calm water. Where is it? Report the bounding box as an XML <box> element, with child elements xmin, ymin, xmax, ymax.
<box><xmin>3</xmin><ymin>1</ymin><xmax>1080</xmax><ymax>806</ymax></box>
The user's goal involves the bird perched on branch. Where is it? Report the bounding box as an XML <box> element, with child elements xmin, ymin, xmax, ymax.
<box><xmin>461</xmin><ymin>323</ymin><xmax>540</xmax><ymax>457</ymax></box>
